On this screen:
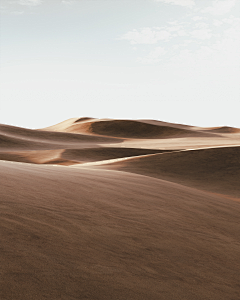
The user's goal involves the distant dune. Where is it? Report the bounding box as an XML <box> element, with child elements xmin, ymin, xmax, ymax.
<box><xmin>1</xmin><ymin>117</ymin><xmax>240</xmax><ymax>300</ymax></box>
<box><xmin>201</xmin><ymin>126</ymin><xmax>240</xmax><ymax>134</ymax></box>
<box><xmin>42</xmin><ymin>118</ymin><xmax>220</xmax><ymax>139</ymax></box>
<box><xmin>0</xmin><ymin>123</ymin><xmax>122</xmax><ymax>151</ymax></box>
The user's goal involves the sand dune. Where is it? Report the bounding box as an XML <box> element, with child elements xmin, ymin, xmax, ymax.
<box><xmin>41</xmin><ymin>118</ymin><xmax>219</xmax><ymax>139</ymax></box>
<box><xmin>0</xmin><ymin>132</ymin><xmax>55</xmax><ymax>150</ymax></box>
<box><xmin>1</xmin><ymin>117</ymin><xmax>240</xmax><ymax>299</ymax></box>
<box><xmin>0</xmin><ymin>149</ymin><xmax>75</xmax><ymax>165</ymax></box>
<box><xmin>61</xmin><ymin>147</ymin><xmax>170</xmax><ymax>163</ymax></box>
<box><xmin>87</xmin><ymin>146</ymin><xmax>240</xmax><ymax>197</ymax></box>
<box><xmin>0</xmin><ymin>148</ymin><xmax>170</xmax><ymax>165</ymax></box>
<box><xmin>85</xmin><ymin>119</ymin><xmax>202</xmax><ymax>138</ymax></box>
<box><xmin>201</xmin><ymin>126</ymin><xmax>240</xmax><ymax>134</ymax></box>
<box><xmin>0</xmin><ymin>123</ymin><xmax>122</xmax><ymax>153</ymax></box>
<box><xmin>0</xmin><ymin>123</ymin><xmax>121</xmax><ymax>145</ymax></box>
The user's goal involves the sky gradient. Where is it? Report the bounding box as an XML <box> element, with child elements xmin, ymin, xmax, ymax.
<box><xmin>1</xmin><ymin>0</ymin><xmax>240</xmax><ymax>129</ymax></box>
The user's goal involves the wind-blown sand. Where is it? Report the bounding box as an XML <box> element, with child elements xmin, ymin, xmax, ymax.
<box><xmin>0</xmin><ymin>118</ymin><xmax>240</xmax><ymax>299</ymax></box>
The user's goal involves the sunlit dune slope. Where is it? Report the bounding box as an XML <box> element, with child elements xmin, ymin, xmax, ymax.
<box><xmin>1</xmin><ymin>160</ymin><xmax>240</xmax><ymax>300</ymax></box>
<box><xmin>88</xmin><ymin>146</ymin><xmax>240</xmax><ymax>197</ymax></box>
<box><xmin>39</xmin><ymin>117</ymin><xmax>94</xmax><ymax>132</ymax></box>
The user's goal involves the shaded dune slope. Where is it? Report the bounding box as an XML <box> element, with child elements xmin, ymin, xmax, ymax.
<box><xmin>90</xmin><ymin>146</ymin><xmax>240</xmax><ymax>198</ymax></box>
<box><xmin>1</xmin><ymin>160</ymin><xmax>240</xmax><ymax>300</ymax></box>
<box><xmin>87</xmin><ymin>120</ymin><xmax>197</xmax><ymax>139</ymax></box>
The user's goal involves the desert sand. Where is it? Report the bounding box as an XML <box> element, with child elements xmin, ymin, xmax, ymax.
<box><xmin>0</xmin><ymin>117</ymin><xmax>240</xmax><ymax>300</ymax></box>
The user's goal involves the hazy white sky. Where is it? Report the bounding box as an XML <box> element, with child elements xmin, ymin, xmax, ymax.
<box><xmin>1</xmin><ymin>0</ymin><xmax>240</xmax><ymax>129</ymax></box>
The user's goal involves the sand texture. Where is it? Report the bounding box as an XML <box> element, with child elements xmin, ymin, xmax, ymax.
<box><xmin>0</xmin><ymin>118</ymin><xmax>240</xmax><ymax>299</ymax></box>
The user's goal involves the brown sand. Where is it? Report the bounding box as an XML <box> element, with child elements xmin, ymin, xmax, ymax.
<box><xmin>0</xmin><ymin>118</ymin><xmax>240</xmax><ymax>299</ymax></box>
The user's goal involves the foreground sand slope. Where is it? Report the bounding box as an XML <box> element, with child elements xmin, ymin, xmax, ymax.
<box><xmin>1</xmin><ymin>160</ymin><xmax>240</xmax><ymax>300</ymax></box>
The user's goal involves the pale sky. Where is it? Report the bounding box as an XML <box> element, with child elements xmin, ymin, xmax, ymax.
<box><xmin>1</xmin><ymin>0</ymin><xmax>240</xmax><ymax>129</ymax></box>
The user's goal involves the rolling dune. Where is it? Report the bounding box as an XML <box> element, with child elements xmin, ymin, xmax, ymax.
<box><xmin>61</xmin><ymin>147</ymin><xmax>170</xmax><ymax>163</ymax></box>
<box><xmin>87</xmin><ymin>146</ymin><xmax>240</xmax><ymax>198</ymax></box>
<box><xmin>0</xmin><ymin>148</ymin><xmax>170</xmax><ymax>165</ymax></box>
<box><xmin>1</xmin><ymin>117</ymin><xmax>240</xmax><ymax>299</ymax></box>
<box><xmin>0</xmin><ymin>123</ymin><xmax>121</xmax><ymax>146</ymax></box>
